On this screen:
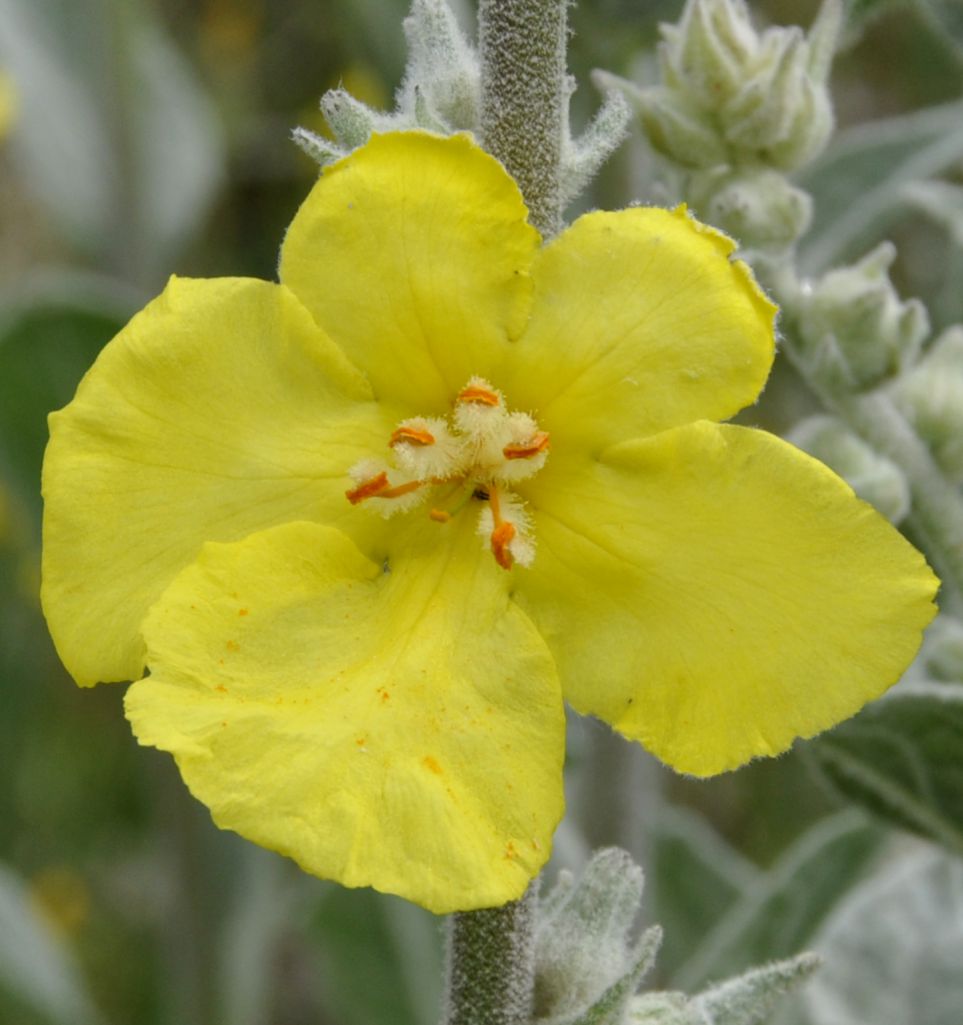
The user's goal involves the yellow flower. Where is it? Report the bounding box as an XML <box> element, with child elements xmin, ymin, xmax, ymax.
<box><xmin>0</xmin><ymin>71</ymin><xmax>17</xmax><ymax>139</ymax></box>
<box><xmin>41</xmin><ymin>132</ymin><xmax>937</xmax><ymax>913</ymax></box>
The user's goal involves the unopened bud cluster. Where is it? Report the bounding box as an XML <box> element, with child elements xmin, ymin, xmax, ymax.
<box><xmin>611</xmin><ymin>0</ymin><xmax>841</xmax><ymax>250</ymax></box>
<box><xmin>687</xmin><ymin>167</ymin><xmax>811</xmax><ymax>252</ymax></box>
<box><xmin>895</xmin><ymin>326</ymin><xmax>963</xmax><ymax>482</ymax></box>
<box><xmin>794</xmin><ymin>243</ymin><xmax>929</xmax><ymax>391</ymax></box>
<box><xmin>637</xmin><ymin>0</ymin><xmax>840</xmax><ymax>174</ymax></box>
<box><xmin>790</xmin><ymin>416</ymin><xmax>910</xmax><ymax>524</ymax></box>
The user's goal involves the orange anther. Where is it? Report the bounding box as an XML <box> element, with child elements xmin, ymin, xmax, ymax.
<box><xmin>429</xmin><ymin>508</ymin><xmax>451</xmax><ymax>523</ymax></box>
<box><xmin>457</xmin><ymin>384</ymin><xmax>500</xmax><ymax>406</ymax></box>
<box><xmin>503</xmin><ymin>431</ymin><xmax>550</xmax><ymax>460</ymax></box>
<box><xmin>491</xmin><ymin>521</ymin><xmax>516</xmax><ymax>570</ymax></box>
<box><xmin>390</xmin><ymin>425</ymin><xmax>435</xmax><ymax>447</ymax></box>
<box><xmin>346</xmin><ymin>471</ymin><xmax>389</xmax><ymax>504</ymax></box>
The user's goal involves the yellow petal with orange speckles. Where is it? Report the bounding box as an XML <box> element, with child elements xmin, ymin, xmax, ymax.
<box><xmin>124</xmin><ymin>518</ymin><xmax>564</xmax><ymax>913</ymax></box>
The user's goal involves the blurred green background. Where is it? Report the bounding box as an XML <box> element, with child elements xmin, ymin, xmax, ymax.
<box><xmin>2</xmin><ymin>1</ymin><xmax>962</xmax><ymax>1023</ymax></box>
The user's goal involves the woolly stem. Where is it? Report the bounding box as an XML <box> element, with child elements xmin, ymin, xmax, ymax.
<box><xmin>478</xmin><ymin>0</ymin><xmax>568</xmax><ymax>237</ymax></box>
<box><xmin>440</xmin><ymin>884</ymin><xmax>539</xmax><ymax>1025</ymax></box>
<box><xmin>438</xmin><ymin>6</ymin><xmax>568</xmax><ymax>1021</ymax></box>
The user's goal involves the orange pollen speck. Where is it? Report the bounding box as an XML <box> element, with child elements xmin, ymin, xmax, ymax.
<box><xmin>346</xmin><ymin>471</ymin><xmax>389</xmax><ymax>504</ymax></box>
<box><xmin>503</xmin><ymin>431</ymin><xmax>550</xmax><ymax>460</ymax></box>
<box><xmin>390</xmin><ymin>426</ymin><xmax>435</xmax><ymax>447</ymax></box>
<box><xmin>491</xmin><ymin>521</ymin><xmax>516</xmax><ymax>570</ymax></box>
<box><xmin>429</xmin><ymin>508</ymin><xmax>451</xmax><ymax>523</ymax></box>
<box><xmin>457</xmin><ymin>384</ymin><xmax>500</xmax><ymax>406</ymax></box>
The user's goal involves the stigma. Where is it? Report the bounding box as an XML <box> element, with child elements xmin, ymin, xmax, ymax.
<box><xmin>346</xmin><ymin>376</ymin><xmax>548</xmax><ymax>570</ymax></box>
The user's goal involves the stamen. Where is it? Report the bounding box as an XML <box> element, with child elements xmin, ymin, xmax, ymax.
<box><xmin>380</xmin><ymin>479</ymin><xmax>426</xmax><ymax>500</ymax></box>
<box><xmin>349</xmin><ymin>377</ymin><xmax>545</xmax><ymax>567</ymax></box>
<box><xmin>503</xmin><ymin>431</ymin><xmax>550</xmax><ymax>460</ymax></box>
<box><xmin>346</xmin><ymin>471</ymin><xmax>389</xmax><ymax>504</ymax></box>
<box><xmin>457</xmin><ymin>384</ymin><xmax>501</xmax><ymax>406</ymax></box>
<box><xmin>390</xmin><ymin>425</ymin><xmax>435</xmax><ymax>447</ymax></box>
<box><xmin>487</xmin><ymin>487</ymin><xmax>515</xmax><ymax>570</ymax></box>
<box><xmin>491</xmin><ymin>521</ymin><xmax>516</xmax><ymax>570</ymax></box>
<box><xmin>346</xmin><ymin>472</ymin><xmax>425</xmax><ymax>506</ymax></box>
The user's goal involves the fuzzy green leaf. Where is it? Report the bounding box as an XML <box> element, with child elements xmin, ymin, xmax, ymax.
<box><xmin>307</xmin><ymin>885</ymin><xmax>442</xmax><ymax>1025</ymax></box>
<box><xmin>799</xmin><ymin>97</ymin><xmax>963</xmax><ymax>272</ymax></box>
<box><xmin>801</xmin><ymin>849</ymin><xmax>963</xmax><ymax>1025</ymax></box>
<box><xmin>809</xmin><ymin>682</ymin><xmax>963</xmax><ymax>855</ymax></box>
<box><xmin>535</xmin><ymin>849</ymin><xmax>653</xmax><ymax>1024</ymax></box>
<box><xmin>554</xmin><ymin>927</ymin><xmax>661</xmax><ymax>1025</ymax></box>
<box><xmin>673</xmin><ymin>813</ymin><xmax>880</xmax><ymax>991</ymax></box>
<box><xmin>651</xmin><ymin>808</ymin><xmax>760</xmax><ymax>980</ymax></box>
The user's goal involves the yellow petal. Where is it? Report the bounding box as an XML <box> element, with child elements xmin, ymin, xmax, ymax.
<box><xmin>125</xmin><ymin>519</ymin><xmax>564</xmax><ymax>913</ymax></box>
<box><xmin>42</xmin><ymin>276</ymin><xmax>390</xmax><ymax>687</ymax></box>
<box><xmin>516</xmin><ymin>422</ymin><xmax>938</xmax><ymax>776</ymax></box>
<box><xmin>503</xmin><ymin>207</ymin><xmax>776</xmax><ymax>452</ymax></box>
<box><xmin>279</xmin><ymin>132</ymin><xmax>539</xmax><ymax>412</ymax></box>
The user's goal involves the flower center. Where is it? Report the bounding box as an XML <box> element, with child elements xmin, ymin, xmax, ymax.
<box><xmin>345</xmin><ymin>377</ymin><xmax>549</xmax><ymax>570</ymax></box>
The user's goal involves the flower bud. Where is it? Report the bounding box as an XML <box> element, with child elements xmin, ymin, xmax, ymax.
<box><xmin>689</xmin><ymin>167</ymin><xmax>812</xmax><ymax>249</ymax></box>
<box><xmin>895</xmin><ymin>325</ymin><xmax>963</xmax><ymax>481</ymax></box>
<box><xmin>790</xmin><ymin>415</ymin><xmax>910</xmax><ymax>523</ymax></box>
<box><xmin>796</xmin><ymin>243</ymin><xmax>929</xmax><ymax>390</ymax></box>
<box><xmin>399</xmin><ymin>0</ymin><xmax>480</xmax><ymax>131</ymax></box>
<box><xmin>918</xmin><ymin>615</ymin><xmax>963</xmax><ymax>683</ymax></box>
<box><xmin>320</xmin><ymin>88</ymin><xmax>380</xmax><ymax>149</ymax></box>
<box><xmin>722</xmin><ymin>26</ymin><xmax>835</xmax><ymax>170</ymax></box>
<box><xmin>633</xmin><ymin>87</ymin><xmax>729</xmax><ymax>170</ymax></box>
<box><xmin>667</xmin><ymin>0</ymin><xmax>757</xmax><ymax>110</ymax></box>
<box><xmin>639</xmin><ymin>0</ymin><xmax>841</xmax><ymax>172</ymax></box>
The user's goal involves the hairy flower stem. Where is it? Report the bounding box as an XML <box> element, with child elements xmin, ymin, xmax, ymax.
<box><xmin>441</xmin><ymin>6</ymin><xmax>568</xmax><ymax>1010</ymax></box>
<box><xmin>440</xmin><ymin>884</ymin><xmax>539</xmax><ymax>1025</ymax></box>
<box><xmin>478</xmin><ymin>0</ymin><xmax>567</xmax><ymax>238</ymax></box>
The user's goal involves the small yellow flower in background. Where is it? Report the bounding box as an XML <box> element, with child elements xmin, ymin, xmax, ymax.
<box><xmin>41</xmin><ymin>132</ymin><xmax>938</xmax><ymax>913</ymax></box>
<box><xmin>0</xmin><ymin>71</ymin><xmax>17</xmax><ymax>139</ymax></box>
